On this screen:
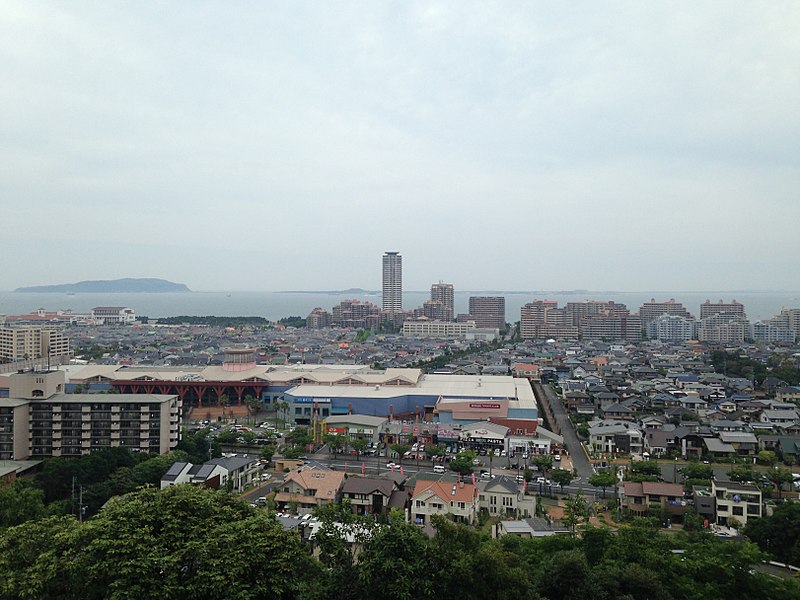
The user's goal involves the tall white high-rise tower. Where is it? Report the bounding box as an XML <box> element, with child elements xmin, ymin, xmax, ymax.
<box><xmin>382</xmin><ymin>252</ymin><xmax>402</xmax><ymax>314</ymax></box>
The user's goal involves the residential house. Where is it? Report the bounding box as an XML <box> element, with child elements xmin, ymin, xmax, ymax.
<box><xmin>495</xmin><ymin>517</ymin><xmax>569</xmax><ymax>538</ymax></box>
<box><xmin>275</xmin><ymin>467</ymin><xmax>345</xmax><ymax>514</ymax></box>
<box><xmin>340</xmin><ymin>475</ymin><xmax>404</xmax><ymax>515</ymax></box>
<box><xmin>761</xmin><ymin>409</ymin><xmax>800</xmax><ymax>428</ymax></box>
<box><xmin>410</xmin><ymin>480</ymin><xmax>479</xmax><ymax>525</ymax></box>
<box><xmin>712</xmin><ymin>479</ymin><xmax>762</xmax><ymax>527</ymax></box>
<box><xmin>588</xmin><ymin>421</ymin><xmax>643</xmax><ymax>455</ymax></box>
<box><xmin>623</xmin><ymin>481</ymin><xmax>687</xmax><ymax>517</ymax></box>
<box><xmin>478</xmin><ymin>475</ymin><xmax>536</xmax><ymax>518</ymax></box>
<box><xmin>717</xmin><ymin>431</ymin><xmax>758</xmax><ymax>456</ymax></box>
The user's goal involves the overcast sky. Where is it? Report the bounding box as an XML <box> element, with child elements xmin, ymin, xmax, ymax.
<box><xmin>2</xmin><ymin>2</ymin><xmax>799</xmax><ymax>292</ymax></box>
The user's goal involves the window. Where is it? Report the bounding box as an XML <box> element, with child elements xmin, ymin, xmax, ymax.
<box><xmin>732</xmin><ymin>507</ymin><xmax>743</xmax><ymax>516</ymax></box>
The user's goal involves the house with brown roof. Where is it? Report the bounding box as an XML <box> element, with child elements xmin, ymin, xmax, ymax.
<box><xmin>410</xmin><ymin>480</ymin><xmax>479</xmax><ymax>525</ymax></box>
<box><xmin>623</xmin><ymin>481</ymin><xmax>686</xmax><ymax>517</ymax></box>
<box><xmin>275</xmin><ymin>467</ymin><xmax>345</xmax><ymax>514</ymax></box>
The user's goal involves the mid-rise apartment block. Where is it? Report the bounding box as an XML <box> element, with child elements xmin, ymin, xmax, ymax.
<box><xmin>521</xmin><ymin>299</ymin><xmax>637</xmax><ymax>341</ymax></box>
<box><xmin>468</xmin><ymin>296</ymin><xmax>506</xmax><ymax>329</ymax></box>
<box><xmin>647</xmin><ymin>314</ymin><xmax>696</xmax><ymax>342</ymax></box>
<box><xmin>306</xmin><ymin>307</ymin><xmax>332</xmax><ymax>329</ymax></box>
<box><xmin>0</xmin><ymin>325</ymin><xmax>70</xmax><ymax>362</ymax></box>
<box><xmin>0</xmin><ymin>370</ymin><xmax>181</xmax><ymax>460</ymax></box>
<box><xmin>638</xmin><ymin>299</ymin><xmax>693</xmax><ymax>327</ymax></box>
<box><xmin>331</xmin><ymin>300</ymin><xmax>381</xmax><ymax>329</ymax></box>
<box><xmin>700</xmin><ymin>314</ymin><xmax>750</xmax><ymax>344</ymax></box>
<box><xmin>751</xmin><ymin>321</ymin><xmax>796</xmax><ymax>343</ymax></box>
<box><xmin>430</xmin><ymin>282</ymin><xmax>454</xmax><ymax>322</ymax></box>
<box><xmin>700</xmin><ymin>299</ymin><xmax>745</xmax><ymax>320</ymax></box>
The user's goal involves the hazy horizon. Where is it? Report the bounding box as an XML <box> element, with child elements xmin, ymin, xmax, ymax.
<box><xmin>2</xmin><ymin>2</ymin><xmax>798</xmax><ymax>291</ymax></box>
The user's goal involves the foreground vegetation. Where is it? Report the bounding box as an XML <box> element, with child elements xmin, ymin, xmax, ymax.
<box><xmin>1</xmin><ymin>484</ymin><xmax>799</xmax><ymax>600</ymax></box>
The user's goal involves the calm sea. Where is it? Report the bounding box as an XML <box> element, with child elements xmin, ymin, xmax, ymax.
<box><xmin>2</xmin><ymin>290</ymin><xmax>800</xmax><ymax>322</ymax></box>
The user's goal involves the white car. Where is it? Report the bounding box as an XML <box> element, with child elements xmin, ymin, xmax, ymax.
<box><xmin>411</xmin><ymin>444</ymin><xmax>418</xmax><ymax>452</ymax></box>
<box><xmin>535</xmin><ymin>477</ymin><xmax>551</xmax><ymax>485</ymax></box>
<box><xmin>386</xmin><ymin>462</ymin><xmax>398</xmax><ymax>469</ymax></box>
<box><xmin>493</xmin><ymin>449</ymin><xmax>501</xmax><ymax>457</ymax></box>
<box><xmin>472</xmin><ymin>458</ymin><xmax>481</xmax><ymax>466</ymax></box>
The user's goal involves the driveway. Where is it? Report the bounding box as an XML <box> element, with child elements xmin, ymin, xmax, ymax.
<box><xmin>534</xmin><ymin>383</ymin><xmax>593</xmax><ymax>480</ymax></box>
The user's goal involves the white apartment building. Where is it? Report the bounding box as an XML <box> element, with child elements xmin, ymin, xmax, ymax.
<box><xmin>91</xmin><ymin>306</ymin><xmax>136</xmax><ymax>324</ymax></box>
<box><xmin>402</xmin><ymin>319</ymin><xmax>476</xmax><ymax>338</ymax></box>
<box><xmin>647</xmin><ymin>314</ymin><xmax>696</xmax><ymax>342</ymax></box>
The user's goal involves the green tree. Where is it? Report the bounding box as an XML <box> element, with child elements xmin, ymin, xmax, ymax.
<box><xmin>0</xmin><ymin>481</ymin><xmax>46</xmax><ymax>528</ymax></box>
<box><xmin>765</xmin><ymin>468</ymin><xmax>794</xmax><ymax>499</ymax></box>
<box><xmin>0</xmin><ymin>486</ymin><xmax>320</xmax><ymax>600</ymax></box>
<box><xmin>680</xmin><ymin>462</ymin><xmax>714</xmax><ymax>481</ymax></box>
<box><xmin>551</xmin><ymin>468</ymin><xmax>574</xmax><ymax>493</ymax></box>
<box><xmin>425</xmin><ymin>444</ymin><xmax>446</xmax><ymax>461</ymax></box>
<box><xmin>727</xmin><ymin>466</ymin><xmax>758</xmax><ymax>483</ymax></box>
<box><xmin>390</xmin><ymin>443</ymin><xmax>411</xmax><ymax>464</ymax></box>
<box><xmin>530</xmin><ymin>455</ymin><xmax>554</xmax><ymax>474</ymax></box>
<box><xmin>357</xmin><ymin>510</ymin><xmax>434</xmax><ymax>600</ymax></box>
<box><xmin>350</xmin><ymin>438</ymin><xmax>368</xmax><ymax>455</ymax></box>
<box><xmin>259</xmin><ymin>445</ymin><xmax>275</xmax><ymax>463</ymax></box>
<box><xmin>244</xmin><ymin>394</ymin><xmax>261</xmax><ymax>416</ymax></box>
<box><xmin>287</xmin><ymin>427</ymin><xmax>312</xmax><ymax>449</ymax></box>
<box><xmin>589</xmin><ymin>472</ymin><xmax>616</xmax><ymax>499</ymax></box>
<box><xmin>627</xmin><ymin>460</ymin><xmax>662</xmax><ymax>482</ymax></box>
<box><xmin>312</xmin><ymin>500</ymin><xmax>376</xmax><ymax>600</ymax></box>
<box><xmin>324</xmin><ymin>433</ymin><xmax>344</xmax><ymax>453</ymax></box>
<box><xmin>563</xmin><ymin>492</ymin><xmax>590</xmax><ymax>537</ymax></box>
<box><xmin>744</xmin><ymin>501</ymin><xmax>800</xmax><ymax>564</ymax></box>
<box><xmin>428</xmin><ymin>516</ymin><xmax>535</xmax><ymax>600</ymax></box>
<box><xmin>757</xmin><ymin>450</ymin><xmax>777</xmax><ymax>467</ymax></box>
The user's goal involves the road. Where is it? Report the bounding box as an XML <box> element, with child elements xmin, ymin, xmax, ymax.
<box><xmin>534</xmin><ymin>383</ymin><xmax>593</xmax><ymax>480</ymax></box>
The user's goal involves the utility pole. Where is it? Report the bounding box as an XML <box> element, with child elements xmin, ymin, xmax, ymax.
<box><xmin>78</xmin><ymin>485</ymin><xmax>85</xmax><ymax>523</ymax></box>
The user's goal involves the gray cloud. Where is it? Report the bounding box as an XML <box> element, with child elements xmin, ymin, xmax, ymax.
<box><xmin>1</xmin><ymin>1</ymin><xmax>798</xmax><ymax>291</ymax></box>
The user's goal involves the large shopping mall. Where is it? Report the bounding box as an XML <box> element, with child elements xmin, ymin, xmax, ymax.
<box><xmin>58</xmin><ymin>348</ymin><xmax>538</xmax><ymax>427</ymax></box>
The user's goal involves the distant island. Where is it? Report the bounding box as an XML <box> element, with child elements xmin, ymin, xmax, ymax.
<box><xmin>14</xmin><ymin>278</ymin><xmax>192</xmax><ymax>293</ymax></box>
<box><xmin>278</xmin><ymin>288</ymin><xmax>379</xmax><ymax>295</ymax></box>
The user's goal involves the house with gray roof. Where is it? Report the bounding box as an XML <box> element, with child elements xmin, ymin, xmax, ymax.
<box><xmin>478</xmin><ymin>475</ymin><xmax>536</xmax><ymax>518</ymax></box>
<box><xmin>160</xmin><ymin>458</ymin><xmax>257</xmax><ymax>492</ymax></box>
<box><xmin>495</xmin><ymin>517</ymin><xmax>569</xmax><ymax>538</ymax></box>
<box><xmin>340</xmin><ymin>475</ymin><xmax>405</xmax><ymax>515</ymax></box>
